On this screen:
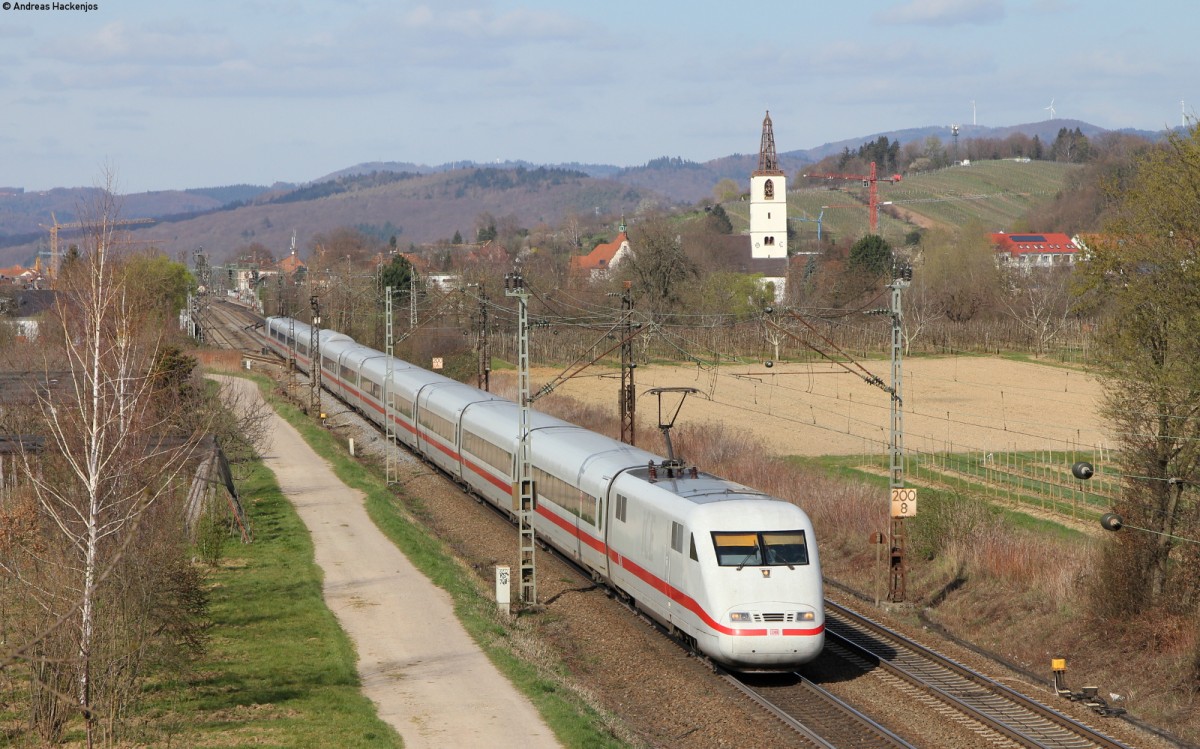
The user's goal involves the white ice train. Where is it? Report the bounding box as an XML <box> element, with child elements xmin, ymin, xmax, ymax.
<box><xmin>262</xmin><ymin>316</ymin><xmax>824</xmax><ymax>670</ymax></box>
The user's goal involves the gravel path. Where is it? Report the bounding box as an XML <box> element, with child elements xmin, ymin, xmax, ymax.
<box><xmin>217</xmin><ymin>376</ymin><xmax>562</xmax><ymax>749</ymax></box>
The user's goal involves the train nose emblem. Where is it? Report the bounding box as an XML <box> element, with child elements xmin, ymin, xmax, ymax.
<box><xmin>761</xmin><ymin>569</ymin><xmax>771</xmax><ymax>578</ymax></box>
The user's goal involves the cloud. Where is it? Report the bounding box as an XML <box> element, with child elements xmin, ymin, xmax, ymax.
<box><xmin>874</xmin><ymin>0</ymin><xmax>1005</xmax><ymax>26</ymax></box>
<box><xmin>394</xmin><ymin>3</ymin><xmax>585</xmax><ymax>40</ymax></box>
<box><xmin>37</xmin><ymin>20</ymin><xmax>239</xmax><ymax>66</ymax></box>
<box><xmin>0</xmin><ymin>23</ymin><xmax>31</xmax><ymax>38</ymax></box>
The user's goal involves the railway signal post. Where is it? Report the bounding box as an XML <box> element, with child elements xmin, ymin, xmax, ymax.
<box><xmin>620</xmin><ymin>282</ymin><xmax>636</xmax><ymax>446</ymax></box>
<box><xmin>195</xmin><ymin>249</ymin><xmax>211</xmax><ymax>345</ymax></box>
<box><xmin>385</xmin><ymin>287</ymin><xmax>398</xmax><ymax>485</ymax></box>
<box><xmin>310</xmin><ymin>295</ymin><xmax>322</xmax><ymax>415</ymax></box>
<box><xmin>888</xmin><ymin>266</ymin><xmax>915</xmax><ymax>603</ymax></box>
<box><xmin>506</xmin><ymin>271</ymin><xmax>538</xmax><ymax>607</ymax></box>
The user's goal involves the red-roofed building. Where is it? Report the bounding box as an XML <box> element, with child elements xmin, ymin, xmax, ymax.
<box><xmin>463</xmin><ymin>240</ymin><xmax>509</xmax><ymax>269</ymax></box>
<box><xmin>275</xmin><ymin>251</ymin><xmax>307</xmax><ymax>276</ymax></box>
<box><xmin>570</xmin><ymin>230</ymin><xmax>631</xmax><ymax>280</ymax></box>
<box><xmin>0</xmin><ymin>265</ymin><xmax>28</xmax><ymax>283</ymax></box>
<box><xmin>991</xmin><ymin>232</ymin><xmax>1080</xmax><ymax>270</ymax></box>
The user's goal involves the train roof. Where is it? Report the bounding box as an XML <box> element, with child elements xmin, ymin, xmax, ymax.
<box><xmin>265</xmin><ymin>316</ymin><xmax>354</xmax><ymax>346</ymax></box>
<box><xmin>620</xmin><ymin>464</ymin><xmax>769</xmax><ymax>503</ymax></box>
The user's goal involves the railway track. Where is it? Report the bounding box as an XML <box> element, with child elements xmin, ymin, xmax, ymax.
<box><xmin>820</xmin><ymin>600</ymin><xmax>1132</xmax><ymax>748</ymax></box>
<box><xmin>199</xmin><ymin>299</ymin><xmax>273</xmax><ymax>360</ymax></box>
<box><xmin>726</xmin><ymin>599</ymin><xmax>1137</xmax><ymax>746</ymax></box>
<box><xmin>723</xmin><ymin>669</ymin><xmax>915</xmax><ymax>748</ymax></box>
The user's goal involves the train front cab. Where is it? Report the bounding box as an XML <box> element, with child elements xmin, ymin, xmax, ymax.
<box><xmin>695</xmin><ymin>500</ymin><xmax>824</xmax><ymax>670</ymax></box>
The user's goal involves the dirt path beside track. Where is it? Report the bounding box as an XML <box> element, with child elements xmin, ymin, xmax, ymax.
<box><xmin>217</xmin><ymin>376</ymin><xmax>561</xmax><ymax>749</ymax></box>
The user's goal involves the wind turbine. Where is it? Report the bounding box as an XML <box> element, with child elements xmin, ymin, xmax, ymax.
<box><xmin>1045</xmin><ymin>98</ymin><xmax>1056</xmax><ymax>120</ymax></box>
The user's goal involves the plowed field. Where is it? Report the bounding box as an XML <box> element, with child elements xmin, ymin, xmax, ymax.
<box><xmin>534</xmin><ymin>356</ymin><xmax>1109</xmax><ymax>458</ymax></box>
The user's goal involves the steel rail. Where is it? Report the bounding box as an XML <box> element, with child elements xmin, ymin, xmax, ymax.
<box><xmin>723</xmin><ymin>670</ymin><xmax>916</xmax><ymax>749</ymax></box>
<box><xmin>826</xmin><ymin>600</ymin><xmax>1131</xmax><ymax>749</ymax></box>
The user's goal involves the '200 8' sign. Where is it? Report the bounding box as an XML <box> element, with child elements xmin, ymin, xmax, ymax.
<box><xmin>890</xmin><ymin>488</ymin><xmax>918</xmax><ymax>518</ymax></box>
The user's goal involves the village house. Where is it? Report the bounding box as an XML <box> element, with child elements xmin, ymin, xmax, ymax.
<box><xmin>569</xmin><ymin>229</ymin><xmax>632</xmax><ymax>280</ymax></box>
<box><xmin>991</xmin><ymin>232</ymin><xmax>1080</xmax><ymax>270</ymax></box>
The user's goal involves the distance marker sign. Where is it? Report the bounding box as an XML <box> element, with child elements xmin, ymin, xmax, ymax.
<box><xmin>890</xmin><ymin>487</ymin><xmax>917</xmax><ymax>518</ymax></box>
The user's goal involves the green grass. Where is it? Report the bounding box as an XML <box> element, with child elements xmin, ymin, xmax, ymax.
<box><xmin>140</xmin><ymin>458</ymin><xmax>404</xmax><ymax>747</ymax></box>
<box><xmin>787</xmin><ymin>451</ymin><xmax>1091</xmax><ymax>541</ymax></box>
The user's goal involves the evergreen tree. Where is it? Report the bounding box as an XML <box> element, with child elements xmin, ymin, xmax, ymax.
<box><xmin>848</xmin><ymin>234</ymin><xmax>892</xmax><ymax>278</ymax></box>
<box><xmin>381</xmin><ymin>254</ymin><xmax>416</xmax><ymax>295</ymax></box>
<box><xmin>707</xmin><ymin>204</ymin><xmax>733</xmax><ymax>234</ymax></box>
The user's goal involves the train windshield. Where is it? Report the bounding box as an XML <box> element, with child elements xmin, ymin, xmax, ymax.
<box><xmin>712</xmin><ymin>531</ymin><xmax>808</xmax><ymax>567</ymax></box>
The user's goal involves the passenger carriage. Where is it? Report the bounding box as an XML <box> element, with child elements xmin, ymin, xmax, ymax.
<box><xmin>414</xmin><ymin>381</ymin><xmax>503</xmax><ymax>477</ymax></box>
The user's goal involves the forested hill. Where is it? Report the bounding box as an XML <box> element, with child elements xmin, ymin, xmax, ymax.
<box><xmin>0</xmin><ymin>167</ymin><xmax>653</xmax><ymax>267</ymax></box>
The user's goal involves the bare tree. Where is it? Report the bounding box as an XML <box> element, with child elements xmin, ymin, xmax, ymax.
<box><xmin>620</xmin><ymin>213</ymin><xmax>699</xmax><ymax>316</ymax></box>
<box><xmin>1000</xmin><ymin>265</ymin><xmax>1075</xmax><ymax>356</ymax></box>
<box><xmin>3</xmin><ymin>181</ymin><xmax>210</xmax><ymax>745</ymax></box>
<box><xmin>900</xmin><ymin>266</ymin><xmax>945</xmax><ymax>355</ymax></box>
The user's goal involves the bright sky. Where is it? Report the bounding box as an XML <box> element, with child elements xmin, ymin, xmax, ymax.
<box><xmin>1</xmin><ymin>0</ymin><xmax>1194</xmax><ymax>193</ymax></box>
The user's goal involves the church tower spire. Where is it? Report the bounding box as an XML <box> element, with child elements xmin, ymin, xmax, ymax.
<box><xmin>749</xmin><ymin>110</ymin><xmax>787</xmax><ymax>259</ymax></box>
<box><xmin>756</xmin><ymin>110</ymin><xmax>783</xmax><ymax>175</ymax></box>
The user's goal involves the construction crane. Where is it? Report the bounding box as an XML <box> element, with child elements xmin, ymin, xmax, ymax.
<box><xmin>39</xmin><ymin>212</ymin><xmax>156</xmax><ymax>279</ymax></box>
<box><xmin>803</xmin><ymin>161</ymin><xmax>901</xmax><ymax>235</ymax></box>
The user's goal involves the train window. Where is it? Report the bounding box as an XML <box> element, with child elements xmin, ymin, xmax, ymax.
<box><xmin>463</xmin><ymin>430</ymin><xmax>512</xmax><ymax>475</ymax></box>
<box><xmin>363</xmin><ymin>378</ymin><xmax>381</xmax><ymax>399</ymax></box>
<box><xmin>671</xmin><ymin>522</ymin><xmax>684</xmax><ymax>553</ymax></box>
<box><xmin>762</xmin><ymin>531</ymin><xmax>808</xmax><ymax>566</ymax></box>
<box><xmin>689</xmin><ymin>534</ymin><xmax>698</xmax><ymax>561</ymax></box>
<box><xmin>712</xmin><ymin>533</ymin><xmax>762</xmax><ymax>567</ymax></box>
<box><xmin>531</xmin><ymin>467</ymin><xmax>596</xmax><ymax>524</ymax></box>
<box><xmin>297</xmin><ymin>342</ymin><xmax>308</xmax><ymax>356</ymax></box>
<box><xmin>340</xmin><ymin>364</ymin><xmax>354</xmax><ymax>382</ymax></box>
<box><xmin>615</xmin><ymin>494</ymin><xmax>627</xmax><ymax>522</ymax></box>
<box><xmin>323</xmin><ymin>357</ymin><xmax>336</xmax><ymax>372</ymax></box>
<box><xmin>712</xmin><ymin>531</ymin><xmax>809</xmax><ymax>567</ymax></box>
<box><xmin>419</xmin><ymin>409</ymin><xmax>456</xmax><ymax>442</ymax></box>
<box><xmin>391</xmin><ymin>393</ymin><xmax>413</xmax><ymax>418</ymax></box>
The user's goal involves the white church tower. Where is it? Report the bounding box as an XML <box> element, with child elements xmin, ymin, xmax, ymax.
<box><xmin>750</xmin><ymin>111</ymin><xmax>787</xmax><ymax>259</ymax></box>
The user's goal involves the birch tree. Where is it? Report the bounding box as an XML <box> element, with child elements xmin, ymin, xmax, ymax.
<box><xmin>4</xmin><ymin>183</ymin><xmax>209</xmax><ymax>745</ymax></box>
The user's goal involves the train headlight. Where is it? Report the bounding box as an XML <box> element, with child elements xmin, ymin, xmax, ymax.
<box><xmin>730</xmin><ymin>612</ymin><xmax>753</xmax><ymax>623</ymax></box>
<box><xmin>796</xmin><ymin>611</ymin><xmax>815</xmax><ymax>622</ymax></box>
